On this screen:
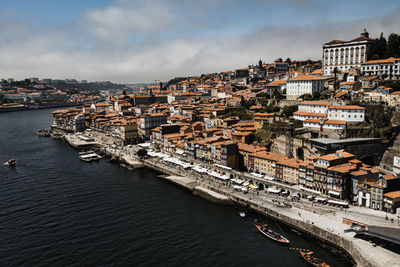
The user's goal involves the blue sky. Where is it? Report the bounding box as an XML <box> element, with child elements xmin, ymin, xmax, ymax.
<box><xmin>1</xmin><ymin>0</ymin><xmax>400</xmax><ymax>83</ymax></box>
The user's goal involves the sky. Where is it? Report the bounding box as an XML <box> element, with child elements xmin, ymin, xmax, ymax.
<box><xmin>1</xmin><ymin>0</ymin><xmax>400</xmax><ymax>83</ymax></box>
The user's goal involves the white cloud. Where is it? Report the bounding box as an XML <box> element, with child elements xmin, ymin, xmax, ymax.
<box><xmin>82</xmin><ymin>1</ymin><xmax>176</xmax><ymax>43</ymax></box>
<box><xmin>0</xmin><ymin>3</ymin><xmax>400</xmax><ymax>83</ymax></box>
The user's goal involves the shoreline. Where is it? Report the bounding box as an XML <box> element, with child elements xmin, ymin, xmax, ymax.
<box><xmin>60</xmin><ymin>133</ymin><xmax>400</xmax><ymax>267</ymax></box>
<box><xmin>0</xmin><ymin>103</ymin><xmax>84</xmax><ymax>113</ymax></box>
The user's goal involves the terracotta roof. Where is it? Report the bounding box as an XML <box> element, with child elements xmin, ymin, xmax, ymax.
<box><xmin>362</xmin><ymin>57</ymin><xmax>399</xmax><ymax>65</ymax></box>
<box><xmin>289</xmin><ymin>75</ymin><xmax>325</xmax><ymax>81</ymax></box>
<box><xmin>324</xmin><ymin>40</ymin><xmax>345</xmax><ymax>45</ymax></box>
<box><xmin>383</xmin><ymin>174</ymin><xmax>397</xmax><ymax>180</ymax></box>
<box><xmin>328</xmin><ymin>105</ymin><xmax>365</xmax><ymax>110</ymax></box>
<box><xmin>384</xmin><ymin>190</ymin><xmax>400</xmax><ymax>199</ymax></box>
<box><xmin>299</xmin><ymin>101</ymin><xmax>331</xmax><ymax>106</ymax></box>
<box><xmin>334</xmin><ymin>91</ymin><xmax>347</xmax><ymax>98</ymax></box>
<box><xmin>324</xmin><ymin>120</ymin><xmax>346</xmax><ymax>125</ymax></box>
<box><xmin>294</xmin><ymin>111</ymin><xmax>327</xmax><ymax>117</ymax></box>
<box><xmin>267</xmin><ymin>80</ymin><xmax>287</xmax><ymax>87</ymax></box>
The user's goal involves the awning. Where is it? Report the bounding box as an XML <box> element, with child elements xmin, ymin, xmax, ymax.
<box><xmin>299</xmin><ymin>185</ymin><xmax>321</xmax><ymax>195</ymax></box>
<box><xmin>327</xmin><ymin>200</ymin><xmax>348</xmax><ymax>207</ymax></box>
<box><xmin>315</xmin><ymin>197</ymin><xmax>326</xmax><ymax>202</ymax></box>
<box><xmin>328</xmin><ymin>190</ymin><xmax>341</xmax><ymax>196</ymax></box>
<box><xmin>214</xmin><ymin>163</ymin><xmax>232</xmax><ymax>170</ymax></box>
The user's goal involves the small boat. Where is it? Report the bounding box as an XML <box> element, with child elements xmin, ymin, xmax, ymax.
<box><xmin>37</xmin><ymin>129</ymin><xmax>50</xmax><ymax>137</ymax></box>
<box><xmin>79</xmin><ymin>154</ymin><xmax>93</xmax><ymax>162</ymax></box>
<box><xmin>239</xmin><ymin>211</ymin><xmax>246</xmax><ymax>218</ymax></box>
<box><xmin>254</xmin><ymin>223</ymin><xmax>290</xmax><ymax>244</ymax></box>
<box><xmin>4</xmin><ymin>159</ymin><xmax>16</xmax><ymax>166</ymax></box>
<box><xmin>300</xmin><ymin>251</ymin><xmax>330</xmax><ymax>267</ymax></box>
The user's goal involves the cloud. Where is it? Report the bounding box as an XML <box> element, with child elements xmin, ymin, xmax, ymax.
<box><xmin>0</xmin><ymin>1</ymin><xmax>400</xmax><ymax>83</ymax></box>
<box><xmin>82</xmin><ymin>1</ymin><xmax>176</xmax><ymax>43</ymax></box>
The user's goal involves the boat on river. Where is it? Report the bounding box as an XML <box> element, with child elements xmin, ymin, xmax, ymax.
<box><xmin>239</xmin><ymin>211</ymin><xmax>246</xmax><ymax>218</ymax></box>
<box><xmin>4</xmin><ymin>159</ymin><xmax>16</xmax><ymax>166</ymax></box>
<box><xmin>37</xmin><ymin>129</ymin><xmax>50</xmax><ymax>137</ymax></box>
<box><xmin>79</xmin><ymin>152</ymin><xmax>101</xmax><ymax>162</ymax></box>
<box><xmin>254</xmin><ymin>223</ymin><xmax>290</xmax><ymax>244</ymax></box>
<box><xmin>299</xmin><ymin>251</ymin><xmax>330</xmax><ymax>267</ymax></box>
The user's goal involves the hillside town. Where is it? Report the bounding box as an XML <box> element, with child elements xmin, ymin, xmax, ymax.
<box><xmin>48</xmin><ymin>29</ymin><xmax>400</xmax><ymax>215</ymax></box>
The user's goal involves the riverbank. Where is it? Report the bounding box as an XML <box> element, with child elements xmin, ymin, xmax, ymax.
<box><xmin>0</xmin><ymin>102</ymin><xmax>83</xmax><ymax>113</ymax></box>
<box><xmin>60</xmin><ymin>133</ymin><xmax>400</xmax><ymax>267</ymax></box>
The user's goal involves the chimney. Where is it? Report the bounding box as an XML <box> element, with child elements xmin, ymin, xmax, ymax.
<box><xmin>360</xmin><ymin>29</ymin><xmax>369</xmax><ymax>38</ymax></box>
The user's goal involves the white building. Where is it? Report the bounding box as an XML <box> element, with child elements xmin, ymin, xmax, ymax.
<box><xmin>286</xmin><ymin>75</ymin><xmax>325</xmax><ymax>100</ymax></box>
<box><xmin>361</xmin><ymin>57</ymin><xmax>400</xmax><ymax>78</ymax></box>
<box><xmin>327</xmin><ymin>105</ymin><xmax>365</xmax><ymax>123</ymax></box>
<box><xmin>304</xmin><ymin>119</ymin><xmax>346</xmax><ymax>130</ymax></box>
<box><xmin>298</xmin><ymin>101</ymin><xmax>331</xmax><ymax>113</ymax></box>
<box><xmin>294</xmin><ymin>101</ymin><xmax>330</xmax><ymax>121</ymax></box>
<box><xmin>323</xmin><ymin>29</ymin><xmax>375</xmax><ymax>76</ymax></box>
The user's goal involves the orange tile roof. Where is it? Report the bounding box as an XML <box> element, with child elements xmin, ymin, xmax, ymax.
<box><xmin>328</xmin><ymin>105</ymin><xmax>365</xmax><ymax>110</ymax></box>
<box><xmin>299</xmin><ymin>101</ymin><xmax>331</xmax><ymax>106</ymax></box>
<box><xmin>289</xmin><ymin>74</ymin><xmax>325</xmax><ymax>81</ymax></box>
<box><xmin>324</xmin><ymin>120</ymin><xmax>346</xmax><ymax>125</ymax></box>
<box><xmin>294</xmin><ymin>111</ymin><xmax>327</xmax><ymax>117</ymax></box>
<box><xmin>362</xmin><ymin>57</ymin><xmax>399</xmax><ymax>65</ymax></box>
<box><xmin>384</xmin><ymin>190</ymin><xmax>400</xmax><ymax>199</ymax></box>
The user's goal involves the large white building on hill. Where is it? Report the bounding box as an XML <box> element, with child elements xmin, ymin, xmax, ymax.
<box><xmin>286</xmin><ymin>75</ymin><xmax>325</xmax><ymax>100</ymax></box>
<box><xmin>322</xmin><ymin>29</ymin><xmax>375</xmax><ymax>76</ymax></box>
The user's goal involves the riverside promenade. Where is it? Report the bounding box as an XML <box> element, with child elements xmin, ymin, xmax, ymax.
<box><xmin>62</xmin><ymin>134</ymin><xmax>400</xmax><ymax>267</ymax></box>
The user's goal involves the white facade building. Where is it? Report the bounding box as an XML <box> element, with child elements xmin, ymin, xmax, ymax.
<box><xmin>327</xmin><ymin>105</ymin><xmax>365</xmax><ymax>123</ymax></box>
<box><xmin>323</xmin><ymin>29</ymin><xmax>375</xmax><ymax>76</ymax></box>
<box><xmin>361</xmin><ymin>57</ymin><xmax>400</xmax><ymax>78</ymax></box>
<box><xmin>298</xmin><ymin>101</ymin><xmax>331</xmax><ymax>113</ymax></box>
<box><xmin>304</xmin><ymin>119</ymin><xmax>346</xmax><ymax>130</ymax></box>
<box><xmin>286</xmin><ymin>75</ymin><xmax>325</xmax><ymax>100</ymax></box>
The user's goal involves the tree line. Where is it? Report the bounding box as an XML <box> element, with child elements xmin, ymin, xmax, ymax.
<box><xmin>368</xmin><ymin>33</ymin><xmax>400</xmax><ymax>60</ymax></box>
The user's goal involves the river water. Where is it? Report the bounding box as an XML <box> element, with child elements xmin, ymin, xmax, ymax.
<box><xmin>0</xmin><ymin>109</ymin><xmax>352</xmax><ymax>267</ymax></box>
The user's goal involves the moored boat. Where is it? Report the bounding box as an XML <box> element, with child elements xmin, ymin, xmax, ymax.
<box><xmin>79</xmin><ymin>152</ymin><xmax>101</xmax><ymax>162</ymax></box>
<box><xmin>37</xmin><ymin>129</ymin><xmax>50</xmax><ymax>137</ymax></box>
<box><xmin>299</xmin><ymin>251</ymin><xmax>330</xmax><ymax>267</ymax></box>
<box><xmin>254</xmin><ymin>223</ymin><xmax>290</xmax><ymax>244</ymax></box>
<box><xmin>239</xmin><ymin>211</ymin><xmax>246</xmax><ymax>218</ymax></box>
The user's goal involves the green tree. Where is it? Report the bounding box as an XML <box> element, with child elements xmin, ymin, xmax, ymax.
<box><xmin>386</xmin><ymin>33</ymin><xmax>400</xmax><ymax>58</ymax></box>
<box><xmin>137</xmin><ymin>148</ymin><xmax>148</xmax><ymax>158</ymax></box>
<box><xmin>300</xmin><ymin>93</ymin><xmax>313</xmax><ymax>100</ymax></box>
<box><xmin>368</xmin><ymin>33</ymin><xmax>387</xmax><ymax>60</ymax></box>
<box><xmin>282</xmin><ymin>105</ymin><xmax>298</xmax><ymax>118</ymax></box>
<box><xmin>254</xmin><ymin>128</ymin><xmax>272</xmax><ymax>145</ymax></box>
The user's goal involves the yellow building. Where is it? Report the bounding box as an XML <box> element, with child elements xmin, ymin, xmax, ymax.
<box><xmin>238</xmin><ymin>143</ymin><xmax>267</xmax><ymax>170</ymax></box>
<box><xmin>249</xmin><ymin>151</ymin><xmax>288</xmax><ymax>178</ymax></box>
<box><xmin>275</xmin><ymin>158</ymin><xmax>303</xmax><ymax>185</ymax></box>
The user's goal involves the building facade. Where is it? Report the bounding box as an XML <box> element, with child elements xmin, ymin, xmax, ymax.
<box><xmin>323</xmin><ymin>29</ymin><xmax>375</xmax><ymax>76</ymax></box>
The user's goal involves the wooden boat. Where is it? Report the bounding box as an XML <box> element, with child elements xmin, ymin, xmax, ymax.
<box><xmin>254</xmin><ymin>223</ymin><xmax>290</xmax><ymax>244</ymax></box>
<box><xmin>300</xmin><ymin>251</ymin><xmax>330</xmax><ymax>267</ymax></box>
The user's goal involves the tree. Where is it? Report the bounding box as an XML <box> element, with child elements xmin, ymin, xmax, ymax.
<box><xmin>137</xmin><ymin>148</ymin><xmax>148</xmax><ymax>158</ymax></box>
<box><xmin>386</xmin><ymin>33</ymin><xmax>400</xmax><ymax>58</ymax></box>
<box><xmin>254</xmin><ymin>128</ymin><xmax>272</xmax><ymax>145</ymax></box>
<box><xmin>368</xmin><ymin>33</ymin><xmax>387</xmax><ymax>60</ymax></box>
<box><xmin>285</xmin><ymin>57</ymin><xmax>292</xmax><ymax>66</ymax></box>
<box><xmin>300</xmin><ymin>93</ymin><xmax>313</xmax><ymax>100</ymax></box>
<box><xmin>282</xmin><ymin>105</ymin><xmax>298</xmax><ymax>118</ymax></box>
